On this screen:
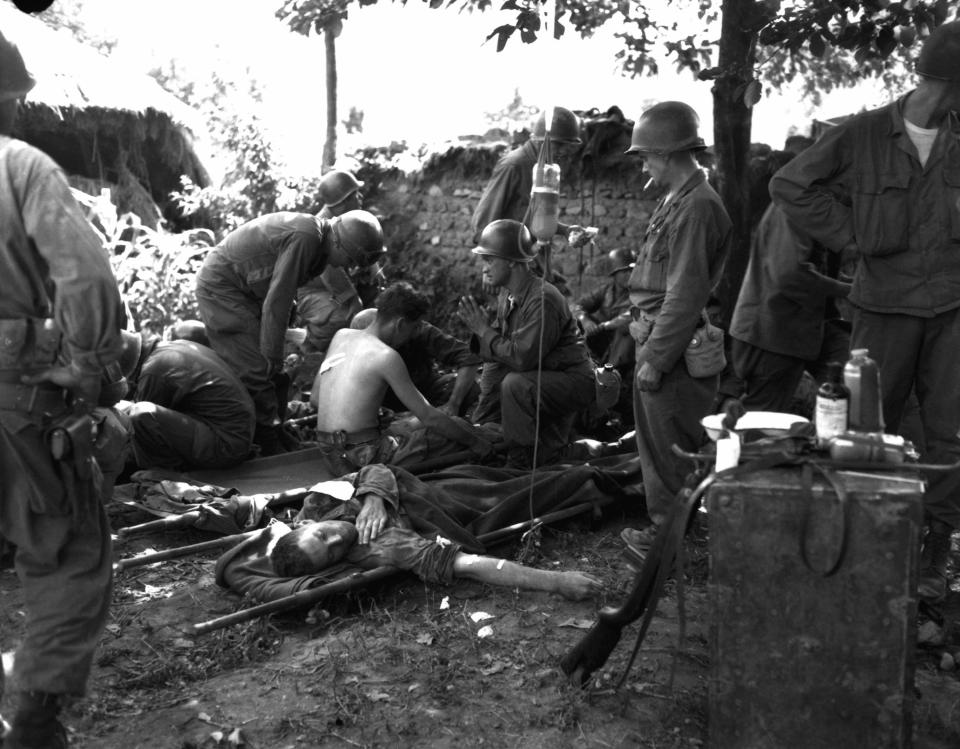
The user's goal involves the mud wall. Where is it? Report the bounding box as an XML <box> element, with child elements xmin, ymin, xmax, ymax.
<box><xmin>364</xmin><ymin>142</ymin><xmax>660</xmax><ymax>331</ymax></box>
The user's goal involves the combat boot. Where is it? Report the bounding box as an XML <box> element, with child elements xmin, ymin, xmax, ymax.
<box><xmin>918</xmin><ymin>519</ymin><xmax>954</xmax><ymax>603</ymax></box>
<box><xmin>4</xmin><ymin>692</ymin><xmax>68</xmax><ymax>749</ymax></box>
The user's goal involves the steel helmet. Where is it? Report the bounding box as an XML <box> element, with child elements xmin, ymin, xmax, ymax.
<box><xmin>118</xmin><ymin>330</ymin><xmax>144</xmax><ymax>378</ymax></box>
<box><xmin>471</xmin><ymin>219</ymin><xmax>537</xmax><ymax>263</ymax></box>
<box><xmin>331</xmin><ymin>210</ymin><xmax>385</xmax><ymax>268</ymax></box>
<box><xmin>532</xmin><ymin>107</ymin><xmax>582</xmax><ymax>144</ymax></box>
<box><xmin>626</xmin><ymin>101</ymin><xmax>706</xmax><ymax>156</ymax></box>
<box><xmin>0</xmin><ymin>32</ymin><xmax>34</xmax><ymax>103</ymax></box>
<box><xmin>168</xmin><ymin>319</ymin><xmax>209</xmax><ymax>347</ymax></box>
<box><xmin>607</xmin><ymin>247</ymin><xmax>635</xmax><ymax>275</ymax></box>
<box><xmin>916</xmin><ymin>21</ymin><xmax>960</xmax><ymax>82</ymax></box>
<box><xmin>318</xmin><ymin>170</ymin><xmax>364</xmax><ymax>207</ymax></box>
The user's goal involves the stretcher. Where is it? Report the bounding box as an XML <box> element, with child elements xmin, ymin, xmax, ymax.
<box><xmin>112</xmin><ymin>449</ymin><xmax>643</xmax><ymax>635</ymax></box>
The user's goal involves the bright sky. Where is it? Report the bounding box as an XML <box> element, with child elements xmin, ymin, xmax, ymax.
<box><xmin>73</xmin><ymin>0</ymin><xmax>901</xmax><ymax>179</ymax></box>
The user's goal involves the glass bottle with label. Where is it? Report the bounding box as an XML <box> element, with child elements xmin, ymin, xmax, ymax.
<box><xmin>843</xmin><ymin>348</ymin><xmax>884</xmax><ymax>432</ymax></box>
<box><xmin>815</xmin><ymin>361</ymin><xmax>849</xmax><ymax>445</ymax></box>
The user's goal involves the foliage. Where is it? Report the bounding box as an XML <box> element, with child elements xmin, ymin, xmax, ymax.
<box><xmin>33</xmin><ymin>0</ymin><xmax>119</xmax><ymax>55</ymax></box>
<box><xmin>72</xmin><ymin>186</ymin><xmax>211</xmax><ymax>334</ymax></box>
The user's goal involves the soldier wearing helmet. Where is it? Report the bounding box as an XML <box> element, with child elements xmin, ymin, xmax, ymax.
<box><xmin>0</xmin><ymin>31</ymin><xmax>125</xmax><ymax>749</ymax></box>
<box><xmin>770</xmin><ymin>20</ymin><xmax>960</xmax><ymax>603</ymax></box>
<box><xmin>470</xmin><ymin>106</ymin><xmax>589</xmax><ymax>295</ymax></box>
<box><xmin>317</xmin><ymin>169</ymin><xmax>364</xmax><ymax>214</ymax></box>
<box><xmin>458</xmin><ymin>220</ymin><xmax>596</xmax><ymax>468</ymax></box>
<box><xmin>619</xmin><ymin>101</ymin><xmax>732</xmax><ymax>556</ymax></box>
<box><xmin>296</xmin><ymin>168</ymin><xmax>369</xmax><ymax>373</ymax></box>
<box><xmin>196</xmin><ymin>206</ymin><xmax>385</xmax><ymax>456</ymax></box>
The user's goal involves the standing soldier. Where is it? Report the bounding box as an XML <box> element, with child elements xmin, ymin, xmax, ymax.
<box><xmin>0</xmin><ymin>31</ymin><xmax>124</xmax><ymax>748</ymax></box>
<box><xmin>196</xmin><ymin>208</ymin><xmax>385</xmax><ymax>456</ymax></box>
<box><xmin>770</xmin><ymin>21</ymin><xmax>960</xmax><ymax>601</ymax></box>
<box><xmin>619</xmin><ymin>102</ymin><xmax>732</xmax><ymax>555</ymax></box>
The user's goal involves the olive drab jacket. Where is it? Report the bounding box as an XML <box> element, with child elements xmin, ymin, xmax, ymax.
<box><xmin>201</xmin><ymin>212</ymin><xmax>332</xmax><ymax>366</ymax></box>
<box><xmin>0</xmin><ymin>136</ymin><xmax>123</xmax><ymax>386</ymax></box>
<box><xmin>770</xmin><ymin>95</ymin><xmax>960</xmax><ymax>317</ymax></box>
<box><xmin>627</xmin><ymin>169</ymin><xmax>731</xmax><ymax>373</ymax></box>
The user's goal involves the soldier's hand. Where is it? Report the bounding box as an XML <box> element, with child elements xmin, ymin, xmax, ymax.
<box><xmin>21</xmin><ymin>362</ymin><xmax>101</xmax><ymax>407</ymax></box>
<box><xmin>355</xmin><ymin>494</ymin><xmax>389</xmax><ymax>545</ymax></box>
<box><xmin>580</xmin><ymin>319</ymin><xmax>601</xmax><ymax>338</ymax></box>
<box><xmin>458</xmin><ymin>295</ymin><xmax>488</xmax><ymax>335</ymax></box>
<box><xmin>635</xmin><ymin>361</ymin><xmax>663</xmax><ymax>392</ymax></box>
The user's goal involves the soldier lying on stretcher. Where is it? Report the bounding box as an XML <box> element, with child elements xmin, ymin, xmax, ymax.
<box><xmin>215</xmin><ymin>463</ymin><xmax>602</xmax><ymax>602</ymax></box>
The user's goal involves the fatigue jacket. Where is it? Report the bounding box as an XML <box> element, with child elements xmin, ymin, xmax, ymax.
<box><xmin>199</xmin><ymin>212</ymin><xmax>331</xmax><ymax>363</ymax></box>
<box><xmin>770</xmin><ymin>95</ymin><xmax>960</xmax><ymax>316</ymax></box>
<box><xmin>470</xmin><ymin>141</ymin><xmax>538</xmax><ymax>241</ymax></box>
<box><xmin>473</xmin><ymin>273</ymin><xmax>592</xmax><ymax>374</ymax></box>
<box><xmin>627</xmin><ymin>170</ymin><xmax>731</xmax><ymax>372</ymax></box>
<box><xmin>133</xmin><ymin>339</ymin><xmax>256</xmax><ymax>440</ymax></box>
<box><xmin>730</xmin><ymin>203</ymin><xmax>850</xmax><ymax>360</ymax></box>
<box><xmin>0</xmin><ymin>136</ymin><xmax>122</xmax><ymax>383</ymax></box>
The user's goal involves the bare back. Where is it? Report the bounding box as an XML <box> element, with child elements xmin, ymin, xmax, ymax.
<box><xmin>312</xmin><ymin>328</ymin><xmax>401</xmax><ymax>433</ymax></box>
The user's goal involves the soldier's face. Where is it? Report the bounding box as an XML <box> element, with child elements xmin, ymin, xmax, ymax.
<box><xmin>296</xmin><ymin>521</ymin><xmax>358</xmax><ymax>570</ymax></box>
<box><xmin>481</xmin><ymin>255</ymin><xmax>511</xmax><ymax>288</ymax></box>
<box><xmin>637</xmin><ymin>152</ymin><xmax>669</xmax><ymax>186</ymax></box>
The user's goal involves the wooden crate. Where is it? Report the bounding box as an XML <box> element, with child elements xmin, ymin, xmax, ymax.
<box><xmin>707</xmin><ymin>468</ymin><xmax>924</xmax><ymax>749</ymax></box>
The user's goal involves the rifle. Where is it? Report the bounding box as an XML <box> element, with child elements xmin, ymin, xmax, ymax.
<box><xmin>559</xmin><ymin>464</ymin><xmax>714</xmax><ymax>687</ymax></box>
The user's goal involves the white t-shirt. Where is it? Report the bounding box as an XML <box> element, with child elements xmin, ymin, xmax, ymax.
<box><xmin>904</xmin><ymin>119</ymin><xmax>939</xmax><ymax>167</ymax></box>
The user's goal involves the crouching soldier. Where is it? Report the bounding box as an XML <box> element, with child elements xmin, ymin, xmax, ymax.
<box><xmin>459</xmin><ymin>220</ymin><xmax>595</xmax><ymax>468</ymax></box>
<box><xmin>0</xmin><ymin>31</ymin><xmax>124</xmax><ymax>748</ymax></box>
<box><xmin>118</xmin><ymin>329</ymin><xmax>256</xmax><ymax>471</ymax></box>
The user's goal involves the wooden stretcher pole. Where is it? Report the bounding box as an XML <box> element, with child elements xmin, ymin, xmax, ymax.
<box><xmin>191</xmin><ymin>567</ymin><xmax>400</xmax><ymax>636</ymax></box>
<box><xmin>116</xmin><ymin>511</ymin><xmax>201</xmax><ymax>538</ymax></box>
<box><xmin>114</xmin><ymin>530</ymin><xmax>261</xmax><ymax>572</ymax></box>
<box><xmin>189</xmin><ymin>495</ymin><xmax>608</xmax><ymax>635</ymax></box>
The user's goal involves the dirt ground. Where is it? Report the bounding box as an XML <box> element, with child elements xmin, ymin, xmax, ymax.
<box><xmin>3</xmin><ymin>493</ymin><xmax>960</xmax><ymax>749</ymax></box>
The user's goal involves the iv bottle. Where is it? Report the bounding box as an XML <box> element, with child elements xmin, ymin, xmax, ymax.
<box><xmin>529</xmin><ymin>161</ymin><xmax>561</xmax><ymax>243</ymax></box>
<box><xmin>814</xmin><ymin>361</ymin><xmax>849</xmax><ymax>445</ymax></box>
<box><xmin>843</xmin><ymin>348</ymin><xmax>884</xmax><ymax>432</ymax></box>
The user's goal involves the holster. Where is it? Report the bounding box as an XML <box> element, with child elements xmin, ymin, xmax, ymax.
<box><xmin>45</xmin><ymin>408</ymin><xmax>95</xmax><ymax>481</ymax></box>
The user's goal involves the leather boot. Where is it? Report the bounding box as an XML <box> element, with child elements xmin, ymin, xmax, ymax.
<box><xmin>918</xmin><ymin>519</ymin><xmax>954</xmax><ymax>603</ymax></box>
<box><xmin>5</xmin><ymin>692</ymin><xmax>67</xmax><ymax>749</ymax></box>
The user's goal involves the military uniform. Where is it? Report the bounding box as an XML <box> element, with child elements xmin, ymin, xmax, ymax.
<box><xmin>0</xmin><ymin>136</ymin><xmax>123</xmax><ymax>699</ymax></box>
<box><xmin>628</xmin><ymin>169</ymin><xmax>731</xmax><ymax>524</ymax></box>
<box><xmin>471</xmin><ymin>273</ymin><xmax>594</xmax><ymax>462</ymax></box>
<box><xmin>770</xmin><ymin>96</ymin><xmax>960</xmax><ymax>528</ymax></box>
<box><xmin>196</xmin><ymin>212</ymin><xmax>332</xmax><ymax>439</ymax></box>
<box><xmin>124</xmin><ymin>338</ymin><xmax>256</xmax><ymax>470</ymax></box>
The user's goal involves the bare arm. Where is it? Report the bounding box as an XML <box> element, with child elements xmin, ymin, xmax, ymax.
<box><xmin>452</xmin><ymin>553</ymin><xmax>602</xmax><ymax>601</ymax></box>
<box><xmin>382</xmin><ymin>352</ymin><xmax>492</xmax><ymax>456</ymax></box>
<box><xmin>439</xmin><ymin>364</ymin><xmax>480</xmax><ymax>417</ymax></box>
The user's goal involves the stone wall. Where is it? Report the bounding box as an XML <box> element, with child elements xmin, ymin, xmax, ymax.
<box><xmin>364</xmin><ymin>142</ymin><xmax>660</xmax><ymax>331</ymax></box>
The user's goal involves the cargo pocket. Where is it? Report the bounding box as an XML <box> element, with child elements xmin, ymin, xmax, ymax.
<box><xmin>852</xmin><ymin>172</ymin><xmax>911</xmax><ymax>257</ymax></box>
<box><xmin>0</xmin><ymin>319</ymin><xmax>27</xmax><ymax>369</ymax></box>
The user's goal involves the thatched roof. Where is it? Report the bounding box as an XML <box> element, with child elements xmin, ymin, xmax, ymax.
<box><xmin>1</xmin><ymin>2</ymin><xmax>209</xmax><ymax>228</ymax></box>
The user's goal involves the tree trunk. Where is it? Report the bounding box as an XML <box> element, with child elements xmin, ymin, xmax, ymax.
<box><xmin>323</xmin><ymin>24</ymin><xmax>338</xmax><ymax>171</ymax></box>
<box><xmin>712</xmin><ymin>0</ymin><xmax>757</xmax><ymax>328</ymax></box>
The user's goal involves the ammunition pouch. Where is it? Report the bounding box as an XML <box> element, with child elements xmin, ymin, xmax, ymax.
<box><xmin>0</xmin><ymin>316</ymin><xmax>62</xmax><ymax>372</ymax></box>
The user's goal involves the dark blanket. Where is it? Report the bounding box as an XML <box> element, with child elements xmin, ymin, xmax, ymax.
<box><xmin>215</xmin><ymin>457</ymin><xmax>642</xmax><ymax>604</ymax></box>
